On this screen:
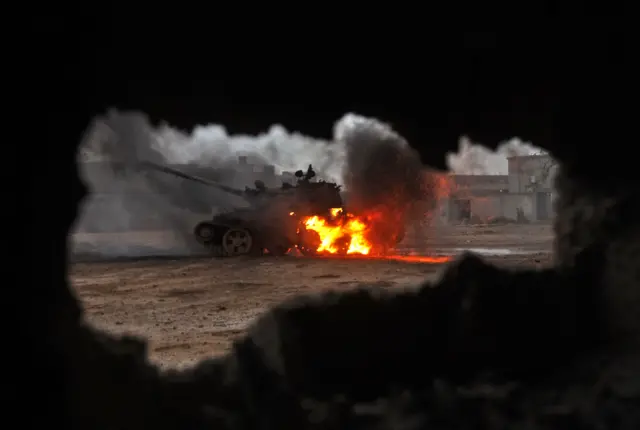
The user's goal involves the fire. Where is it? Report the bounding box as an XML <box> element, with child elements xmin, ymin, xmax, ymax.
<box><xmin>292</xmin><ymin>206</ymin><xmax>453</xmax><ymax>264</ymax></box>
<box><xmin>385</xmin><ymin>255</ymin><xmax>452</xmax><ymax>264</ymax></box>
<box><xmin>302</xmin><ymin>208</ymin><xmax>372</xmax><ymax>255</ymax></box>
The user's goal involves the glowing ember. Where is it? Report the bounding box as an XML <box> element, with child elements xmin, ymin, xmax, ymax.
<box><xmin>383</xmin><ymin>255</ymin><xmax>452</xmax><ymax>264</ymax></box>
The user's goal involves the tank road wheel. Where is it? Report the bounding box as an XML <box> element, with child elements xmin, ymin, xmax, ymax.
<box><xmin>222</xmin><ymin>228</ymin><xmax>254</xmax><ymax>257</ymax></box>
<box><xmin>194</xmin><ymin>222</ymin><xmax>216</xmax><ymax>245</ymax></box>
<box><xmin>194</xmin><ymin>222</ymin><xmax>225</xmax><ymax>256</ymax></box>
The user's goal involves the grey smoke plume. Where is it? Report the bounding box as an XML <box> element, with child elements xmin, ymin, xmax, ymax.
<box><xmin>446</xmin><ymin>137</ymin><xmax>547</xmax><ymax>175</ymax></box>
<box><xmin>73</xmin><ymin>110</ymin><xmax>347</xmax><ymax>259</ymax></box>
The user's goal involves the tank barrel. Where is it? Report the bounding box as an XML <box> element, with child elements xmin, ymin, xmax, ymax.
<box><xmin>139</xmin><ymin>161</ymin><xmax>245</xmax><ymax>196</ymax></box>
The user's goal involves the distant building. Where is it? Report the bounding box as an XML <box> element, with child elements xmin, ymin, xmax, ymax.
<box><xmin>507</xmin><ymin>153</ymin><xmax>558</xmax><ymax>193</ymax></box>
<box><xmin>437</xmin><ymin>153</ymin><xmax>558</xmax><ymax>224</ymax></box>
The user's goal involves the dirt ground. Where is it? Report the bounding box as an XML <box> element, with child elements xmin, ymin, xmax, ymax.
<box><xmin>70</xmin><ymin>223</ymin><xmax>554</xmax><ymax>368</ymax></box>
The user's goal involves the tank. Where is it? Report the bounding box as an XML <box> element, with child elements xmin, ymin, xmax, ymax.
<box><xmin>141</xmin><ymin>162</ymin><xmax>343</xmax><ymax>257</ymax></box>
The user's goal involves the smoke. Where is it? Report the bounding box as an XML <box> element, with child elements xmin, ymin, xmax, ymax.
<box><xmin>72</xmin><ymin>109</ymin><xmax>558</xmax><ymax>260</ymax></box>
<box><xmin>446</xmin><ymin>137</ymin><xmax>546</xmax><ymax>175</ymax></box>
<box><xmin>73</xmin><ymin>111</ymin><xmax>444</xmax><ymax>259</ymax></box>
<box><xmin>72</xmin><ymin>110</ymin><xmax>348</xmax><ymax>259</ymax></box>
<box><xmin>335</xmin><ymin>114</ymin><xmax>432</xmax><ymax>250</ymax></box>
<box><xmin>154</xmin><ymin>122</ymin><xmax>345</xmax><ymax>183</ymax></box>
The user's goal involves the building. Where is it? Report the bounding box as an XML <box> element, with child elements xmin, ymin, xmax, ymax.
<box><xmin>438</xmin><ymin>153</ymin><xmax>557</xmax><ymax>224</ymax></box>
<box><xmin>507</xmin><ymin>153</ymin><xmax>558</xmax><ymax>193</ymax></box>
<box><xmin>506</xmin><ymin>153</ymin><xmax>557</xmax><ymax>222</ymax></box>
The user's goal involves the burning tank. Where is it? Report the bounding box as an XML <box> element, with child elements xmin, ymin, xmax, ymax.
<box><xmin>141</xmin><ymin>162</ymin><xmax>344</xmax><ymax>257</ymax></box>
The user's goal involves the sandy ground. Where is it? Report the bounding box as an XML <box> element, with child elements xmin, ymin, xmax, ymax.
<box><xmin>70</xmin><ymin>223</ymin><xmax>554</xmax><ymax>368</ymax></box>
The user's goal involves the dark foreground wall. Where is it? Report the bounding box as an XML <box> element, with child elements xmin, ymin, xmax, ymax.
<box><xmin>25</xmin><ymin>20</ymin><xmax>639</xmax><ymax>430</ymax></box>
<box><xmin>58</xmin><ymin>165</ymin><xmax>640</xmax><ymax>429</ymax></box>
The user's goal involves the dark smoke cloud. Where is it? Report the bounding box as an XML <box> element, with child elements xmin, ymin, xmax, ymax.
<box><xmin>335</xmin><ymin>114</ymin><xmax>434</xmax><ymax>249</ymax></box>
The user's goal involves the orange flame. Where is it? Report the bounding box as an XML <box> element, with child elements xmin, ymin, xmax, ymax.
<box><xmin>302</xmin><ymin>209</ymin><xmax>372</xmax><ymax>255</ymax></box>
<box><xmin>293</xmin><ymin>205</ymin><xmax>453</xmax><ymax>264</ymax></box>
<box><xmin>384</xmin><ymin>255</ymin><xmax>452</xmax><ymax>264</ymax></box>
